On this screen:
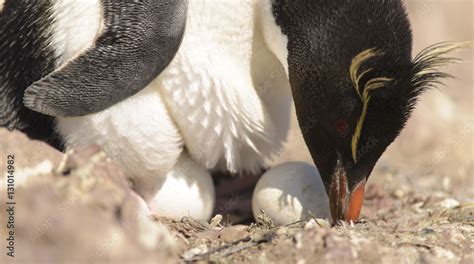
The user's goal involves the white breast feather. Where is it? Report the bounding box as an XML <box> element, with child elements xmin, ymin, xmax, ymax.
<box><xmin>159</xmin><ymin>0</ymin><xmax>291</xmax><ymax>173</ymax></box>
<box><xmin>57</xmin><ymin>85</ymin><xmax>184</xmax><ymax>201</ymax></box>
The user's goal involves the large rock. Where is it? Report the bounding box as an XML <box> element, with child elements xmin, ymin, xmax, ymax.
<box><xmin>0</xmin><ymin>129</ymin><xmax>178</xmax><ymax>263</ymax></box>
<box><xmin>0</xmin><ymin>128</ymin><xmax>62</xmax><ymax>169</ymax></box>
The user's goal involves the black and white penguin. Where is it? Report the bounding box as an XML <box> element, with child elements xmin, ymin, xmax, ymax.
<box><xmin>1</xmin><ymin>0</ymin><xmax>466</xmax><ymax>222</ymax></box>
<box><xmin>263</xmin><ymin>0</ymin><xmax>468</xmax><ymax>222</ymax></box>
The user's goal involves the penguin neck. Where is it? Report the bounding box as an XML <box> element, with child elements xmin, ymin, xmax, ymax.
<box><xmin>258</xmin><ymin>0</ymin><xmax>290</xmax><ymax>77</ymax></box>
<box><xmin>257</xmin><ymin>0</ymin><xmax>324</xmax><ymax>79</ymax></box>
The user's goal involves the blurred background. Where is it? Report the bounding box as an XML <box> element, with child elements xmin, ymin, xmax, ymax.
<box><xmin>276</xmin><ymin>0</ymin><xmax>473</xmax><ymax>199</ymax></box>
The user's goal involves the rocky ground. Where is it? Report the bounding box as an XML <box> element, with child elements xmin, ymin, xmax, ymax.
<box><xmin>0</xmin><ymin>1</ymin><xmax>472</xmax><ymax>263</ymax></box>
<box><xmin>0</xmin><ymin>127</ymin><xmax>472</xmax><ymax>264</ymax></box>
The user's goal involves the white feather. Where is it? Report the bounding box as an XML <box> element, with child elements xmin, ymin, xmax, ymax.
<box><xmin>49</xmin><ymin>0</ymin><xmax>103</xmax><ymax>67</ymax></box>
<box><xmin>258</xmin><ymin>0</ymin><xmax>290</xmax><ymax>75</ymax></box>
<box><xmin>159</xmin><ymin>0</ymin><xmax>292</xmax><ymax>174</ymax></box>
<box><xmin>56</xmin><ymin>84</ymin><xmax>184</xmax><ymax>201</ymax></box>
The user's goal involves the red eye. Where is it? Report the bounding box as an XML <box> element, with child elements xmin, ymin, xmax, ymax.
<box><xmin>336</xmin><ymin>119</ymin><xmax>349</xmax><ymax>135</ymax></box>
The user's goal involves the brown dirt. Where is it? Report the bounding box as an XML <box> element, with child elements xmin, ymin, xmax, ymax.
<box><xmin>160</xmin><ymin>165</ymin><xmax>473</xmax><ymax>263</ymax></box>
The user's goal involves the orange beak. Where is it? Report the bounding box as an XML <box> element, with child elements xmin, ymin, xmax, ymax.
<box><xmin>328</xmin><ymin>172</ymin><xmax>366</xmax><ymax>224</ymax></box>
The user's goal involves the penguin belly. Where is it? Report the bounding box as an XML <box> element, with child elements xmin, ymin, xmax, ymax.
<box><xmin>158</xmin><ymin>0</ymin><xmax>292</xmax><ymax>174</ymax></box>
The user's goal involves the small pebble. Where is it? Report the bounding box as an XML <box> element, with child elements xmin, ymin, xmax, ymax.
<box><xmin>305</xmin><ymin>218</ymin><xmax>330</xmax><ymax>229</ymax></box>
<box><xmin>439</xmin><ymin>198</ymin><xmax>460</xmax><ymax>209</ymax></box>
<box><xmin>195</xmin><ymin>230</ymin><xmax>220</xmax><ymax>240</ymax></box>
<box><xmin>431</xmin><ymin>247</ymin><xmax>459</xmax><ymax>261</ymax></box>
<box><xmin>411</xmin><ymin>202</ymin><xmax>425</xmax><ymax>212</ymax></box>
<box><xmin>305</xmin><ymin>219</ymin><xmax>318</xmax><ymax>229</ymax></box>
<box><xmin>393</xmin><ymin>189</ymin><xmax>405</xmax><ymax>199</ymax></box>
<box><xmin>182</xmin><ymin>245</ymin><xmax>209</xmax><ymax>261</ymax></box>
<box><xmin>210</xmin><ymin>214</ymin><xmax>223</xmax><ymax>228</ymax></box>
<box><xmin>275</xmin><ymin>228</ymin><xmax>288</xmax><ymax>236</ymax></box>
<box><xmin>219</xmin><ymin>225</ymin><xmax>249</xmax><ymax>243</ymax></box>
<box><xmin>421</xmin><ymin>228</ymin><xmax>435</xmax><ymax>235</ymax></box>
<box><xmin>294</xmin><ymin>232</ymin><xmax>304</xmax><ymax>249</ymax></box>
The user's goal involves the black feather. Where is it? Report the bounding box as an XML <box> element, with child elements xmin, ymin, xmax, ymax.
<box><xmin>23</xmin><ymin>0</ymin><xmax>189</xmax><ymax>117</ymax></box>
<box><xmin>0</xmin><ymin>0</ymin><xmax>62</xmax><ymax>148</ymax></box>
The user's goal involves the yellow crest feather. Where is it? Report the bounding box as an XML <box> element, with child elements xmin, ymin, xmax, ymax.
<box><xmin>349</xmin><ymin>49</ymin><xmax>393</xmax><ymax>163</ymax></box>
<box><xmin>349</xmin><ymin>42</ymin><xmax>472</xmax><ymax>163</ymax></box>
<box><xmin>412</xmin><ymin>41</ymin><xmax>473</xmax><ymax>87</ymax></box>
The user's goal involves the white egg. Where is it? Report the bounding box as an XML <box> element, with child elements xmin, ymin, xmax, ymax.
<box><xmin>252</xmin><ymin>162</ymin><xmax>331</xmax><ymax>226</ymax></box>
<box><xmin>147</xmin><ymin>153</ymin><xmax>215</xmax><ymax>221</ymax></box>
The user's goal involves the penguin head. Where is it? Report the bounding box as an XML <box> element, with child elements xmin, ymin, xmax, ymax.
<box><xmin>265</xmin><ymin>0</ymin><xmax>468</xmax><ymax>223</ymax></box>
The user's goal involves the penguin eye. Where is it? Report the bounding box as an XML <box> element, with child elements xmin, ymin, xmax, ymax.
<box><xmin>335</xmin><ymin>119</ymin><xmax>350</xmax><ymax>136</ymax></box>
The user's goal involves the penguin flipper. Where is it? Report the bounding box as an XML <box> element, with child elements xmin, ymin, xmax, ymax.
<box><xmin>24</xmin><ymin>0</ymin><xmax>188</xmax><ymax>117</ymax></box>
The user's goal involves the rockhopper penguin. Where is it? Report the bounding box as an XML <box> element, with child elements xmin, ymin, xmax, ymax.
<box><xmin>263</xmin><ymin>0</ymin><xmax>469</xmax><ymax>222</ymax></box>
<box><xmin>0</xmin><ymin>0</ymin><xmax>468</xmax><ymax>222</ymax></box>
